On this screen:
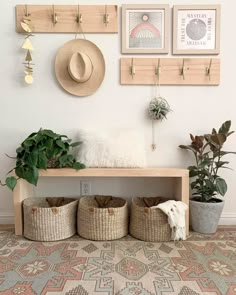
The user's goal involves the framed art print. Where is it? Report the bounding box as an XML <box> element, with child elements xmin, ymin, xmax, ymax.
<box><xmin>173</xmin><ymin>5</ymin><xmax>220</xmax><ymax>54</ymax></box>
<box><xmin>122</xmin><ymin>4</ymin><xmax>169</xmax><ymax>54</ymax></box>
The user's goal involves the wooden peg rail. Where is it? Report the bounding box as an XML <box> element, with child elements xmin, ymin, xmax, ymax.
<box><xmin>16</xmin><ymin>5</ymin><xmax>118</xmax><ymax>33</ymax></box>
<box><xmin>120</xmin><ymin>58</ymin><xmax>220</xmax><ymax>86</ymax></box>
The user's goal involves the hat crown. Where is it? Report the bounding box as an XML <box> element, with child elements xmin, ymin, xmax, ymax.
<box><xmin>68</xmin><ymin>51</ymin><xmax>93</xmax><ymax>83</ymax></box>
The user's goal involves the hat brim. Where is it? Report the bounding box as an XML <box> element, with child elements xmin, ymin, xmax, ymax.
<box><xmin>55</xmin><ymin>39</ymin><xmax>105</xmax><ymax>97</ymax></box>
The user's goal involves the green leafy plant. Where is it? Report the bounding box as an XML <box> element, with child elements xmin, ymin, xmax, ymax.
<box><xmin>2</xmin><ymin>129</ymin><xmax>85</xmax><ymax>191</ymax></box>
<box><xmin>179</xmin><ymin>120</ymin><xmax>235</xmax><ymax>203</ymax></box>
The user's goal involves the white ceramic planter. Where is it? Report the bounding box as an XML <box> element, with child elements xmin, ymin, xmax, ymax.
<box><xmin>190</xmin><ymin>199</ymin><xmax>224</xmax><ymax>234</ymax></box>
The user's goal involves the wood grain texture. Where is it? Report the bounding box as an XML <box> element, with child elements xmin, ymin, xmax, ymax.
<box><xmin>16</xmin><ymin>5</ymin><xmax>118</xmax><ymax>33</ymax></box>
<box><xmin>120</xmin><ymin>57</ymin><xmax>220</xmax><ymax>85</ymax></box>
<box><xmin>13</xmin><ymin>179</ymin><xmax>34</xmax><ymax>235</ymax></box>
<box><xmin>37</xmin><ymin>168</ymin><xmax>189</xmax><ymax>177</ymax></box>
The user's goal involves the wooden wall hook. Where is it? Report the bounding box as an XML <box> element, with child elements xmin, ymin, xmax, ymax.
<box><xmin>206</xmin><ymin>58</ymin><xmax>212</xmax><ymax>81</ymax></box>
<box><xmin>104</xmin><ymin>5</ymin><xmax>110</xmax><ymax>26</ymax></box>
<box><xmin>76</xmin><ymin>5</ymin><xmax>82</xmax><ymax>24</ymax></box>
<box><xmin>16</xmin><ymin>5</ymin><xmax>118</xmax><ymax>33</ymax></box>
<box><xmin>155</xmin><ymin>58</ymin><xmax>161</xmax><ymax>78</ymax></box>
<box><xmin>24</xmin><ymin>4</ymin><xmax>30</xmax><ymax>17</ymax></box>
<box><xmin>180</xmin><ymin>59</ymin><xmax>185</xmax><ymax>80</ymax></box>
<box><xmin>51</xmin><ymin>5</ymin><xmax>58</xmax><ymax>26</ymax></box>
<box><xmin>130</xmin><ymin>58</ymin><xmax>135</xmax><ymax>79</ymax></box>
<box><xmin>120</xmin><ymin>58</ymin><xmax>220</xmax><ymax>86</ymax></box>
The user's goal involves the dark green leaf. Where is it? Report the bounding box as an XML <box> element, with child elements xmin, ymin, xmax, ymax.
<box><xmin>6</xmin><ymin>176</ymin><xmax>17</xmax><ymax>191</ymax></box>
<box><xmin>24</xmin><ymin>167</ymin><xmax>39</xmax><ymax>186</ymax></box>
<box><xmin>220</xmin><ymin>151</ymin><xmax>236</xmax><ymax>156</ymax></box>
<box><xmin>212</xmin><ymin>128</ymin><xmax>217</xmax><ymax>134</ymax></box>
<box><xmin>70</xmin><ymin>141</ymin><xmax>82</xmax><ymax>147</ymax></box>
<box><xmin>227</xmin><ymin>131</ymin><xmax>235</xmax><ymax>137</ymax></box>
<box><xmin>26</xmin><ymin>149</ymin><xmax>38</xmax><ymax>166</ymax></box>
<box><xmin>188</xmin><ymin>165</ymin><xmax>197</xmax><ymax>170</ymax></box>
<box><xmin>215</xmin><ymin>161</ymin><xmax>229</xmax><ymax>168</ymax></box>
<box><xmin>219</xmin><ymin>120</ymin><xmax>231</xmax><ymax>135</ymax></box>
<box><xmin>189</xmin><ymin>169</ymin><xmax>199</xmax><ymax>177</ymax></box>
<box><xmin>73</xmin><ymin>162</ymin><xmax>86</xmax><ymax>170</ymax></box>
<box><xmin>215</xmin><ymin>177</ymin><xmax>227</xmax><ymax>196</ymax></box>
<box><xmin>59</xmin><ymin>154</ymin><xmax>68</xmax><ymax>166</ymax></box>
<box><xmin>38</xmin><ymin>152</ymin><xmax>48</xmax><ymax>169</ymax></box>
<box><xmin>16</xmin><ymin>147</ymin><xmax>24</xmax><ymax>153</ymax></box>
<box><xmin>56</xmin><ymin>140</ymin><xmax>65</xmax><ymax>150</ymax></box>
<box><xmin>15</xmin><ymin>166</ymin><xmax>25</xmax><ymax>179</ymax></box>
<box><xmin>41</xmin><ymin>129</ymin><xmax>57</xmax><ymax>138</ymax></box>
<box><xmin>179</xmin><ymin>145</ymin><xmax>197</xmax><ymax>153</ymax></box>
<box><xmin>26</xmin><ymin>132</ymin><xmax>37</xmax><ymax>139</ymax></box>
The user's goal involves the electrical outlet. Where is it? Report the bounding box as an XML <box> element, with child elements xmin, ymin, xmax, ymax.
<box><xmin>80</xmin><ymin>181</ymin><xmax>91</xmax><ymax>195</ymax></box>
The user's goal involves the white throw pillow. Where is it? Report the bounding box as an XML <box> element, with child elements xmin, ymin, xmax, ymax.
<box><xmin>76</xmin><ymin>129</ymin><xmax>147</xmax><ymax>168</ymax></box>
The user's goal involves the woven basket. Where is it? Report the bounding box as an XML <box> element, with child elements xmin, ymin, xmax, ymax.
<box><xmin>23</xmin><ymin>197</ymin><xmax>78</xmax><ymax>241</ymax></box>
<box><xmin>129</xmin><ymin>197</ymin><xmax>171</xmax><ymax>242</ymax></box>
<box><xmin>78</xmin><ymin>196</ymin><xmax>128</xmax><ymax>240</ymax></box>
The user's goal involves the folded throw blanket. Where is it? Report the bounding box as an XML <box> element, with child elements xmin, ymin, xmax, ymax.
<box><xmin>153</xmin><ymin>200</ymin><xmax>188</xmax><ymax>241</ymax></box>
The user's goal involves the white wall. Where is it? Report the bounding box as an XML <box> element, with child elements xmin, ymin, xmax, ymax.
<box><xmin>0</xmin><ymin>0</ymin><xmax>236</xmax><ymax>225</ymax></box>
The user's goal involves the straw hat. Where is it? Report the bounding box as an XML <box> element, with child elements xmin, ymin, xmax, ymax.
<box><xmin>55</xmin><ymin>39</ymin><xmax>105</xmax><ymax>96</ymax></box>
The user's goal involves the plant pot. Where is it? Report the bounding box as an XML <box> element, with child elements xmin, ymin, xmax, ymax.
<box><xmin>189</xmin><ymin>199</ymin><xmax>224</xmax><ymax>234</ymax></box>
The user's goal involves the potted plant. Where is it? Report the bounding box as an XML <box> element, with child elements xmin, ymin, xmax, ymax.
<box><xmin>179</xmin><ymin>120</ymin><xmax>235</xmax><ymax>234</ymax></box>
<box><xmin>1</xmin><ymin>128</ymin><xmax>85</xmax><ymax>191</ymax></box>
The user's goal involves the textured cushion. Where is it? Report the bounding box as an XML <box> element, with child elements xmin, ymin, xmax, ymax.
<box><xmin>76</xmin><ymin>129</ymin><xmax>146</xmax><ymax>168</ymax></box>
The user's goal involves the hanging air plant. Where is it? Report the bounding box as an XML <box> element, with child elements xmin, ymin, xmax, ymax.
<box><xmin>148</xmin><ymin>96</ymin><xmax>171</xmax><ymax>121</ymax></box>
<box><xmin>148</xmin><ymin>62</ymin><xmax>172</xmax><ymax>151</ymax></box>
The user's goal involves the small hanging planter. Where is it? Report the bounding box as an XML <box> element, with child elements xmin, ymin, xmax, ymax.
<box><xmin>149</xmin><ymin>96</ymin><xmax>171</xmax><ymax>121</ymax></box>
<box><xmin>148</xmin><ymin>61</ymin><xmax>171</xmax><ymax>150</ymax></box>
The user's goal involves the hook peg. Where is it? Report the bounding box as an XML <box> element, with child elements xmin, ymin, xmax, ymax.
<box><xmin>104</xmin><ymin>5</ymin><xmax>109</xmax><ymax>26</ymax></box>
<box><xmin>155</xmin><ymin>59</ymin><xmax>161</xmax><ymax>77</ymax></box>
<box><xmin>206</xmin><ymin>58</ymin><xmax>212</xmax><ymax>81</ymax></box>
<box><xmin>51</xmin><ymin>5</ymin><xmax>58</xmax><ymax>26</ymax></box>
<box><xmin>24</xmin><ymin>5</ymin><xmax>30</xmax><ymax>17</ymax></box>
<box><xmin>130</xmin><ymin>58</ymin><xmax>135</xmax><ymax>79</ymax></box>
<box><xmin>180</xmin><ymin>59</ymin><xmax>186</xmax><ymax>80</ymax></box>
<box><xmin>76</xmin><ymin>5</ymin><xmax>82</xmax><ymax>24</ymax></box>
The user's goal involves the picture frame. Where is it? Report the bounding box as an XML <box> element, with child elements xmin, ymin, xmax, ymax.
<box><xmin>122</xmin><ymin>4</ymin><xmax>169</xmax><ymax>54</ymax></box>
<box><xmin>173</xmin><ymin>5</ymin><xmax>221</xmax><ymax>55</ymax></box>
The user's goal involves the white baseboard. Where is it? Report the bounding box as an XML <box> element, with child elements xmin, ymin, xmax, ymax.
<box><xmin>1</xmin><ymin>213</ymin><xmax>236</xmax><ymax>226</ymax></box>
<box><xmin>0</xmin><ymin>213</ymin><xmax>14</xmax><ymax>224</ymax></box>
<box><xmin>219</xmin><ymin>213</ymin><xmax>236</xmax><ymax>225</ymax></box>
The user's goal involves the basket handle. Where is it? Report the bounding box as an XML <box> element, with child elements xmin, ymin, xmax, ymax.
<box><xmin>108</xmin><ymin>208</ymin><xmax>114</xmax><ymax>215</ymax></box>
<box><xmin>144</xmin><ymin>208</ymin><xmax>149</xmax><ymax>215</ymax></box>
<box><xmin>89</xmin><ymin>207</ymin><xmax>95</xmax><ymax>213</ymax></box>
<box><xmin>32</xmin><ymin>206</ymin><xmax>37</xmax><ymax>214</ymax></box>
<box><xmin>51</xmin><ymin>207</ymin><xmax>59</xmax><ymax>215</ymax></box>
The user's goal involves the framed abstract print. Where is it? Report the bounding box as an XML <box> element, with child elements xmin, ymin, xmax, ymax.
<box><xmin>173</xmin><ymin>5</ymin><xmax>221</xmax><ymax>54</ymax></box>
<box><xmin>122</xmin><ymin>4</ymin><xmax>169</xmax><ymax>54</ymax></box>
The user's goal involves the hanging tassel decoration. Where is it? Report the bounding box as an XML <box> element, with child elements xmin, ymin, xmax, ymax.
<box><xmin>20</xmin><ymin>13</ymin><xmax>35</xmax><ymax>85</ymax></box>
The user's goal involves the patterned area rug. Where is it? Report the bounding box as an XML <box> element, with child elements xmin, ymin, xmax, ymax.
<box><xmin>0</xmin><ymin>229</ymin><xmax>236</xmax><ymax>295</ymax></box>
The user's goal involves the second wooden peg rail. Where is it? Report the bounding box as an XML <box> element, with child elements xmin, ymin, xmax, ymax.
<box><xmin>120</xmin><ymin>58</ymin><xmax>220</xmax><ymax>86</ymax></box>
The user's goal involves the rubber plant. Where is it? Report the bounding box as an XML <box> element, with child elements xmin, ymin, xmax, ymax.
<box><xmin>2</xmin><ymin>129</ymin><xmax>85</xmax><ymax>191</ymax></box>
<box><xmin>179</xmin><ymin>120</ymin><xmax>235</xmax><ymax>203</ymax></box>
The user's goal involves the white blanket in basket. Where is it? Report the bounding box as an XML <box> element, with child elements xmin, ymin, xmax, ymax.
<box><xmin>153</xmin><ymin>200</ymin><xmax>188</xmax><ymax>241</ymax></box>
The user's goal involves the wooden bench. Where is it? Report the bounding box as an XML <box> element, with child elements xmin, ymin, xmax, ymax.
<box><xmin>13</xmin><ymin>168</ymin><xmax>189</xmax><ymax>236</ymax></box>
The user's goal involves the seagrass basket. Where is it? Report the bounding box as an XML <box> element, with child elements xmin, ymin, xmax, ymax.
<box><xmin>78</xmin><ymin>195</ymin><xmax>128</xmax><ymax>240</ymax></box>
<box><xmin>23</xmin><ymin>197</ymin><xmax>78</xmax><ymax>241</ymax></box>
<box><xmin>129</xmin><ymin>197</ymin><xmax>171</xmax><ymax>242</ymax></box>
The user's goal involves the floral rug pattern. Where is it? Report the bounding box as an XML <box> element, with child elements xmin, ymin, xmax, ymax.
<box><xmin>0</xmin><ymin>229</ymin><xmax>236</xmax><ymax>294</ymax></box>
